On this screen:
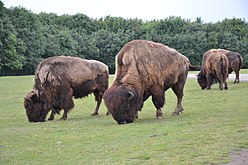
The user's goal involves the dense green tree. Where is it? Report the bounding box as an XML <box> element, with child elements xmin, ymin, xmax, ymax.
<box><xmin>0</xmin><ymin>3</ymin><xmax>25</xmax><ymax>74</ymax></box>
<box><xmin>0</xmin><ymin>2</ymin><xmax>247</xmax><ymax>75</ymax></box>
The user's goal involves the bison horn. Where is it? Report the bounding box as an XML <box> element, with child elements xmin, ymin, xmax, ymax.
<box><xmin>128</xmin><ymin>91</ymin><xmax>135</xmax><ymax>100</ymax></box>
<box><xmin>45</xmin><ymin>72</ymin><xmax>50</xmax><ymax>82</ymax></box>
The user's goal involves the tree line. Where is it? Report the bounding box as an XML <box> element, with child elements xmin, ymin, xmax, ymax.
<box><xmin>1</xmin><ymin>1</ymin><xmax>248</xmax><ymax>76</ymax></box>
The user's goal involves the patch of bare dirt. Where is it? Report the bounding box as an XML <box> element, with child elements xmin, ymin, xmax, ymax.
<box><xmin>222</xmin><ymin>149</ymin><xmax>248</xmax><ymax>165</ymax></box>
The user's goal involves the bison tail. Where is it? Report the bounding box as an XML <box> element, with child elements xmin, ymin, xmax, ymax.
<box><xmin>189</xmin><ymin>64</ymin><xmax>200</xmax><ymax>71</ymax></box>
<box><xmin>221</xmin><ymin>57</ymin><xmax>228</xmax><ymax>78</ymax></box>
<box><xmin>238</xmin><ymin>54</ymin><xmax>243</xmax><ymax>70</ymax></box>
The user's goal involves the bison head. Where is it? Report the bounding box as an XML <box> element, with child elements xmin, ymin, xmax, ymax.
<box><xmin>197</xmin><ymin>71</ymin><xmax>208</xmax><ymax>90</ymax></box>
<box><xmin>103</xmin><ymin>85</ymin><xmax>142</xmax><ymax>124</ymax></box>
<box><xmin>24</xmin><ymin>90</ymin><xmax>49</xmax><ymax>122</ymax></box>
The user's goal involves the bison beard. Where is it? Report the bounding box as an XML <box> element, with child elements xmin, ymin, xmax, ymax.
<box><xmin>24</xmin><ymin>56</ymin><xmax>109</xmax><ymax>122</ymax></box>
<box><xmin>103</xmin><ymin>40</ymin><xmax>194</xmax><ymax>124</ymax></box>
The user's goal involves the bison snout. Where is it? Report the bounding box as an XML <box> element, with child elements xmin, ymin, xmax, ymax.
<box><xmin>28</xmin><ymin>118</ymin><xmax>46</xmax><ymax>123</ymax></box>
<box><xmin>117</xmin><ymin>119</ymin><xmax>133</xmax><ymax>125</ymax></box>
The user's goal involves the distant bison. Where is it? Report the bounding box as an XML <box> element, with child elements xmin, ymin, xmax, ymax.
<box><xmin>103</xmin><ymin>40</ymin><xmax>198</xmax><ymax>124</ymax></box>
<box><xmin>218</xmin><ymin>49</ymin><xmax>243</xmax><ymax>83</ymax></box>
<box><xmin>197</xmin><ymin>49</ymin><xmax>229</xmax><ymax>90</ymax></box>
<box><xmin>24</xmin><ymin>56</ymin><xmax>109</xmax><ymax>122</ymax></box>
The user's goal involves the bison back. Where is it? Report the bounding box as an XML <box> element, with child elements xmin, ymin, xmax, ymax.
<box><xmin>114</xmin><ymin>40</ymin><xmax>190</xmax><ymax>88</ymax></box>
<box><xmin>35</xmin><ymin>56</ymin><xmax>108</xmax><ymax>87</ymax></box>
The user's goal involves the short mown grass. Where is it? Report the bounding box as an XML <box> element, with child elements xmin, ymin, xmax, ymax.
<box><xmin>0</xmin><ymin>72</ymin><xmax>247</xmax><ymax>164</ymax></box>
<box><xmin>189</xmin><ymin>68</ymin><xmax>248</xmax><ymax>74</ymax></box>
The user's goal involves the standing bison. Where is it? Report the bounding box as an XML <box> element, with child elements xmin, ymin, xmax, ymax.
<box><xmin>24</xmin><ymin>56</ymin><xmax>109</xmax><ymax>122</ymax></box>
<box><xmin>197</xmin><ymin>49</ymin><xmax>229</xmax><ymax>90</ymax></box>
<box><xmin>218</xmin><ymin>49</ymin><xmax>243</xmax><ymax>83</ymax></box>
<box><xmin>103</xmin><ymin>40</ymin><xmax>197</xmax><ymax>124</ymax></box>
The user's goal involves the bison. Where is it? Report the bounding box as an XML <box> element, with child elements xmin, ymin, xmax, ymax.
<box><xmin>103</xmin><ymin>40</ymin><xmax>198</xmax><ymax>124</ymax></box>
<box><xmin>24</xmin><ymin>56</ymin><xmax>109</xmax><ymax>122</ymax></box>
<box><xmin>197</xmin><ymin>49</ymin><xmax>229</xmax><ymax>90</ymax></box>
<box><xmin>217</xmin><ymin>49</ymin><xmax>243</xmax><ymax>83</ymax></box>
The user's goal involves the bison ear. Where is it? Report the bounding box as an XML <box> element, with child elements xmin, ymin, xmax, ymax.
<box><xmin>28</xmin><ymin>89</ymin><xmax>39</xmax><ymax>102</ymax></box>
<box><xmin>128</xmin><ymin>91</ymin><xmax>135</xmax><ymax>101</ymax></box>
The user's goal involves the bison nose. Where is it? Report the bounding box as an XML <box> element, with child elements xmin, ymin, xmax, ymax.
<box><xmin>28</xmin><ymin>118</ymin><xmax>45</xmax><ymax>123</ymax></box>
<box><xmin>117</xmin><ymin>120</ymin><xmax>133</xmax><ymax>125</ymax></box>
<box><xmin>118</xmin><ymin>121</ymin><xmax>127</xmax><ymax>124</ymax></box>
<box><xmin>28</xmin><ymin>119</ymin><xmax>34</xmax><ymax>123</ymax></box>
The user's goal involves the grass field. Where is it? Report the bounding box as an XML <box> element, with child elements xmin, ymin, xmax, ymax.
<box><xmin>1</xmin><ymin>71</ymin><xmax>248</xmax><ymax>164</ymax></box>
<box><xmin>188</xmin><ymin>68</ymin><xmax>248</xmax><ymax>74</ymax></box>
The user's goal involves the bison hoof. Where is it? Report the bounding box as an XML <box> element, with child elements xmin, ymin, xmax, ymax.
<box><xmin>172</xmin><ymin>112</ymin><xmax>179</xmax><ymax>116</ymax></box>
<box><xmin>91</xmin><ymin>112</ymin><xmax>98</xmax><ymax>116</ymax></box>
<box><xmin>156</xmin><ymin>115</ymin><xmax>163</xmax><ymax>120</ymax></box>
<box><xmin>224</xmin><ymin>87</ymin><xmax>228</xmax><ymax>90</ymax></box>
<box><xmin>155</xmin><ymin>111</ymin><xmax>163</xmax><ymax>119</ymax></box>
<box><xmin>172</xmin><ymin>108</ymin><xmax>183</xmax><ymax>116</ymax></box>
<box><xmin>105</xmin><ymin>111</ymin><xmax>111</xmax><ymax>115</ymax></box>
<box><xmin>59</xmin><ymin>117</ymin><xmax>67</xmax><ymax>120</ymax></box>
<box><xmin>48</xmin><ymin>117</ymin><xmax>54</xmax><ymax>121</ymax></box>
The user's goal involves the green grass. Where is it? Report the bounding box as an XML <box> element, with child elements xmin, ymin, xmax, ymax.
<box><xmin>189</xmin><ymin>69</ymin><xmax>248</xmax><ymax>74</ymax></box>
<box><xmin>0</xmin><ymin>75</ymin><xmax>248</xmax><ymax>164</ymax></box>
<box><xmin>239</xmin><ymin>69</ymin><xmax>248</xmax><ymax>74</ymax></box>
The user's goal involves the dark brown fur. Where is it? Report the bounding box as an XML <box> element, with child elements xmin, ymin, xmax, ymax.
<box><xmin>103</xmin><ymin>40</ymin><xmax>195</xmax><ymax>124</ymax></box>
<box><xmin>217</xmin><ymin>49</ymin><xmax>243</xmax><ymax>83</ymax></box>
<box><xmin>197</xmin><ymin>49</ymin><xmax>229</xmax><ymax>90</ymax></box>
<box><xmin>24</xmin><ymin>56</ymin><xmax>109</xmax><ymax>122</ymax></box>
<box><xmin>225</xmin><ymin>51</ymin><xmax>243</xmax><ymax>83</ymax></box>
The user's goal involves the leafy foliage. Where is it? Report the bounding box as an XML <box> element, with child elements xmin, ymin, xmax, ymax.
<box><xmin>1</xmin><ymin>2</ymin><xmax>248</xmax><ymax>75</ymax></box>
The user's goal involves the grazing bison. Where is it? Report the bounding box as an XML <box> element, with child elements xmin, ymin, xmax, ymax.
<box><xmin>24</xmin><ymin>56</ymin><xmax>109</xmax><ymax>122</ymax></box>
<box><xmin>103</xmin><ymin>40</ymin><xmax>197</xmax><ymax>124</ymax></box>
<box><xmin>197</xmin><ymin>49</ymin><xmax>229</xmax><ymax>90</ymax></box>
<box><xmin>218</xmin><ymin>49</ymin><xmax>243</xmax><ymax>83</ymax></box>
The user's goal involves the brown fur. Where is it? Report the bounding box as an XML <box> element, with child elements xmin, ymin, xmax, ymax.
<box><xmin>217</xmin><ymin>49</ymin><xmax>243</xmax><ymax>83</ymax></box>
<box><xmin>103</xmin><ymin>40</ymin><xmax>194</xmax><ymax>124</ymax></box>
<box><xmin>197</xmin><ymin>49</ymin><xmax>229</xmax><ymax>90</ymax></box>
<box><xmin>24</xmin><ymin>56</ymin><xmax>109</xmax><ymax>122</ymax></box>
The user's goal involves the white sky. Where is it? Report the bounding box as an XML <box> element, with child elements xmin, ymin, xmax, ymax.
<box><xmin>2</xmin><ymin>0</ymin><xmax>248</xmax><ymax>22</ymax></box>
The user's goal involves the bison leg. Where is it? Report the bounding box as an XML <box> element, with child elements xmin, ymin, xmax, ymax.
<box><xmin>224</xmin><ymin>81</ymin><xmax>228</xmax><ymax>90</ymax></box>
<box><xmin>60</xmin><ymin>110</ymin><xmax>68</xmax><ymax>120</ymax></box>
<box><xmin>171</xmin><ymin>76</ymin><xmax>186</xmax><ymax>116</ymax></box>
<box><xmin>48</xmin><ymin>108</ymin><xmax>61</xmax><ymax>121</ymax></box>
<box><xmin>223</xmin><ymin>75</ymin><xmax>228</xmax><ymax>90</ymax></box>
<box><xmin>48</xmin><ymin>111</ymin><xmax>55</xmax><ymax>121</ymax></box>
<box><xmin>216</xmin><ymin>73</ymin><xmax>225</xmax><ymax>90</ymax></box>
<box><xmin>151</xmin><ymin>89</ymin><xmax>165</xmax><ymax>119</ymax></box>
<box><xmin>234</xmin><ymin>71</ymin><xmax>240</xmax><ymax>83</ymax></box>
<box><xmin>60</xmin><ymin>88</ymin><xmax>74</xmax><ymax>120</ymax></box>
<box><xmin>206</xmin><ymin>74</ymin><xmax>214</xmax><ymax>90</ymax></box>
<box><xmin>91</xmin><ymin>90</ymin><xmax>102</xmax><ymax>116</ymax></box>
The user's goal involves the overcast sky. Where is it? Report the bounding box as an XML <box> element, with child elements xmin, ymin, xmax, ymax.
<box><xmin>2</xmin><ymin>0</ymin><xmax>248</xmax><ymax>22</ymax></box>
